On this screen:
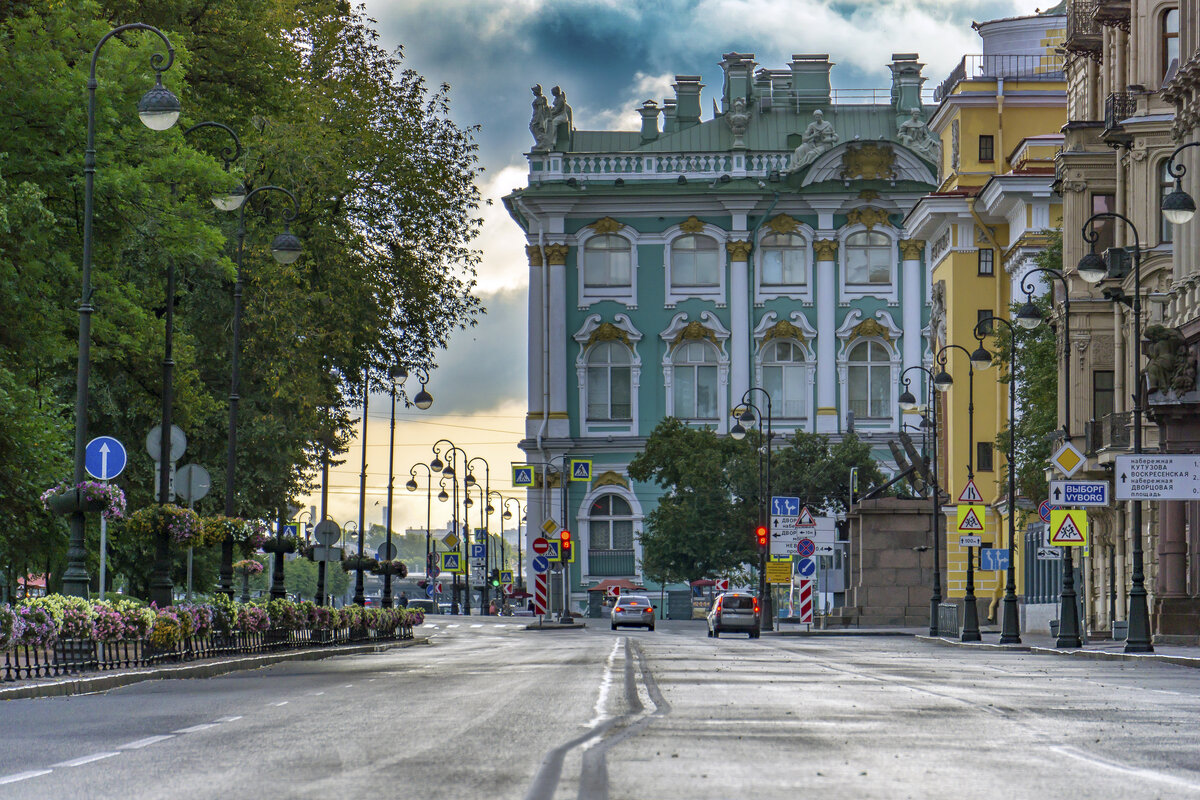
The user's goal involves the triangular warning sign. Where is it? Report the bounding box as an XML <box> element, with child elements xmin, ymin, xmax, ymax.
<box><xmin>958</xmin><ymin>479</ymin><xmax>983</xmax><ymax>504</ymax></box>
<box><xmin>797</xmin><ymin>506</ymin><xmax>816</xmax><ymax>526</ymax></box>
<box><xmin>1052</xmin><ymin>514</ymin><xmax>1085</xmax><ymax>543</ymax></box>
<box><xmin>958</xmin><ymin>507</ymin><xmax>984</xmax><ymax>531</ymax></box>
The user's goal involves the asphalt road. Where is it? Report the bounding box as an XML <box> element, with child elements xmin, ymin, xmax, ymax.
<box><xmin>2</xmin><ymin>618</ymin><xmax>1199</xmax><ymax>799</ymax></box>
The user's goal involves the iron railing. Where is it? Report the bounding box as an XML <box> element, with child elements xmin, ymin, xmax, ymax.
<box><xmin>1066</xmin><ymin>0</ymin><xmax>1102</xmax><ymax>51</ymax></box>
<box><xmin>1086</xmin><ymin>411</ymin><xmax>1132</xmax><ymax>455</ymax></box>
<box><xmin>1104</xmin><ymin>92</ymin><xmax>1137</xmax><ymax>130</ymax></box>
<box><xmin>935</xmin><ymin>54</ymin><xmax>1066</xmax><ymax>101</ymax></box>
<box><xmin>588</xmin><ymin>549</ymin><xmax>636</xmax><ymax>577</ymax></box>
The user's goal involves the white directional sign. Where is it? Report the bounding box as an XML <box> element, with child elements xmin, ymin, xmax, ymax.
<box><xmin>1049</xmin><ymin>480</ymin><xmax>1110</xmax><ymax>507</ymax></box>
<box><xmin>1115</xmin><ymin>454</ymin><xmax>1200</xmax><ymax>500</ymax></box>
<box><xmin>770</xmin><ymin>514</ymin><xmax>836</xmax><ymax>556</ymax></box>
<box><xmin>959</xmin><ymin>535</ymin><xmax>982</xmax><ymax>547</ymax></box>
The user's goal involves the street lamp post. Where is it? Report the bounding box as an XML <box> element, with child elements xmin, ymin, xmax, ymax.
<box><xmin>354</xmin><ymin>380</ymin><xmax>370</xmax><ymax>606</ymax></box>
<box><xmin>733</xmin><ymin>387</ymin><xmax>774</xmax><ymax>631</ymax></box>
<box><xmin>381</xmin><ymin>366</ymin><xmax>406</xmax><ymax>609</ymax></box>
<box><xmin>730</xmin><ymin>398</ymin><xmax>769</xmax><ymax>628</ymax></box>
<box><xmin>466</xmin><ymin>457</ymin><xmax>491</xmax><ymax>614</ymax></box>
<box><xmin>970</xmin><ymin>317</ymin><xmax>1022</xmax><ymax>644</ymax></box>
<box><xmin>1016</xmin><ymin>265</ymin><xmax>1082</xmax><ymax>647</ymax></box>
<box><xmin>933</xmin><ymin>344</ymin><xmax>981</xmax><ymax>641</ymax></box>
<box><xmin>489</xmin><ymin>489</ymin><xmax>505</xmax><ymax>573</ymax></box>
<box><xmin>63</xmin><ymin>24</ymin><xmax>181</xmax><ymax>599</ymax></box>
<box><xmin>899</xmin><ymin>365</ymin><xmax>941</xmax><ymax>637</ymax></box>
<box><xmin>219</xmin><ymin>185</ymin><xmax>301</xmax><ymax>596</ymax></box>
<box><xmin>407</xmin><ymin>463</ymin><xmax>435</xmax><ymax>578</ymax></box>
<box><xmin>432</xmin><ymin>440</ymin><xmax>470</xmax><ymax>614</ymax></box>
<box><xmin>504</xmin><ymin>497</ymin><xmax>525</xmax><ymax>589</ymax></box>
<box><xmin>1078</xmin><ymin>211</ymin><xmax>1153</xmax><ymax>653</ymax></box>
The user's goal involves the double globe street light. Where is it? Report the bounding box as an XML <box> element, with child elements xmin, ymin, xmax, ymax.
<box><xmin>898</xmin><ymin>367</ymin><xmax>942</xmax><ymax>638</ymax></box>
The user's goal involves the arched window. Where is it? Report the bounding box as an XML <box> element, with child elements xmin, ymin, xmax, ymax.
<box><xmin>587</xmin><ymin>342</ymin><xmax>632</xmax><ymax>421</ymax></box>
<box><xmin>589</xmin><ymin>494</ymin><xmax>634</xmax><ymax>551</ymax></box>
<box><xmin>670</xmin><ymin>234</ymin><xmax>720</xmax><ymax>287</ymax></box>
<box><xmin>761</xmin><ymin>340</ymin><xmax>807</xmax><ymax>418</ymax></box>
<box><xmin>1160</xmin><ymin>159</ymin><xmax>1175</xmax><ymax>244</ymax></box>
<box><xmin>761</xmin><ymin>233</ymin><xmax>807</xmax><ymax>285</ymax></box>
<box><xmin>845</xmin><ymin>231</ymin><xmax>892</xmax><ymax>285</ymax></box>
<box><xmin>583</xmin><ymin>234</ymin><xmax>632</xmax><ymax>287</ymax></box>
<box><xmin>847</xmin><ymin>341</ymin><xmax>891</xmax><ymax>419</ymax></box>
<box><xmin>1163</xmin><ymin>8</ymin><xmax>1180</xmax><ymax>81</ymax></box>
<box><xmin>672</xmin><ymin>340</ymin><xmax>719</xmax><ymax>419</ymax></box>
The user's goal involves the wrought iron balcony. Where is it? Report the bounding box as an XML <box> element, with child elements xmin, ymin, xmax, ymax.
<box><xmin>1087</xmin><ymin>411</ymin><xmax>1132</xmax><ymax>454</ymax></box>
<box><xmin>1065</xmin><ymin>0</ymin><xmax>1102</xmax><ymax>54</ymax></box>
<box><xmin>588</xmin><ymin>549</ymin><xmax>636</xmax><ymax>577</ymax></box>
<box><xmin>1093</xmin><ymin>0</ymin><xmax>1131</xmax><ymax>28</ymax></box>
<box><xmin>1104</xmin><ymin>92</ymin><xmax>1137</xmax><ymax>131</ymax></box>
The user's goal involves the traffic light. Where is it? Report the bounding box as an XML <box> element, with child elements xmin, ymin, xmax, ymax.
<box><xmin>755</xmin><ymin>525</ymin><xmax>768</xmax><ymax>549</ymax></box>
<box><xmin>560</xmin><ymin>529</ymin><xmax>572</xmax><ymax>562</ymax></box>
<box><xmin>489</xmin><ymin>569</ymin><xmax>500</xmax><ymax>588</ymax></box>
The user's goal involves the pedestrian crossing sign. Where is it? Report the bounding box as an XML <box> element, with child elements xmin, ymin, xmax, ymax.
<box><xmin>441</xmin><ymin>552</ymin><xmax>465</xmax><ymax>573</ymax></box>
<box><xmin>569</xmin><ymin>459</ymin><xmax>592</xmax><ymax>482</ymax></box>
<box><xmin>956</xmin><ymin>504</ymin><xmax>985</xmax><ymax>532</ymax></box>
<box><xmin>957</xmin><ymin>479</ymin><xmax>983</xmax><ymax>504</ymax></box>
<box><xmin>513</xmin><ymin>466</ymin><xmax>535</xmax><ymax>487</ymax></box>
<box><xmin>1049</xmin><ymin>508</ymin><xmax>1088</xmax><ymax>546</ymax></box>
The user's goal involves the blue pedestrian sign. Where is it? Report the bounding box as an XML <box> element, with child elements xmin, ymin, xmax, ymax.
<box><xmin>532</xmin><ymin>555</ymin><xmax>549</xmax><ymax>573</ymax></box>
<box><xmin>513</xmin><ymin>466</ymin><xmax>534</xmax><ymax>487</ymax></box>
<box><xmin>471</xmin><ymin>543</ymin><xmax>486</xmax><ymax>559</ymax></box>
<box><xmin>282</xmin><ymin>523</ymin><xmax>299</xmax><ymax>538</ymax></box>
<box><xmin>797</xmin><ymin>557</ymin><xmax>817</xmax><ymax>578</ymax></box>
<box><xmin>500</xmin><ymin>570</ymin><xmax>513</xmax><ymax>584</ymax></box>
<box><xmin>441</xmin><ymin>552</ymin><xmax>463</xmax><ymax>573</ymax></box>
<box><xmin>569</xmin><ymin>459</ymin><xmax>593</xmax><ymax>482</ymax></box>
<box><xmin>84</xmin><ymin>436</ymin><xmax>127</xmax><ymax>481</ymax></box>
<box><xmin>980</xmin><ymin>548</ymin><xmax>1009</xmax><ymax>571</ymax></box>
<box><xmin>771</xmin><ymin>496</ymin><xmax>801</xmax><ymax>516</ymax></box>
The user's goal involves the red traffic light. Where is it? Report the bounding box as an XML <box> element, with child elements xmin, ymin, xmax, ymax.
<box><xmin>561</xmin><ymin>529</ymin><xmax>571</xmax><ymax>544</ymax></box>
<box><xmin>755</xmin><ymin>526</ymin><xmax>768</xmax><ymax>547</ymax></box>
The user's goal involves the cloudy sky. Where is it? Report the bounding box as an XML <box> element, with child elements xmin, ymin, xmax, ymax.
<box><xmin>302</xmin><ymin>0</ymin><xmax>1050</xmax><ymax>538</ymax></box>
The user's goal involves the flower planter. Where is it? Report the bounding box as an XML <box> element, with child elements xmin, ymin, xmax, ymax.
<box><xmin>54</xmin><ymin>637</ymin><xmax>98</xmax><ymax>669</ymax></box>
<box><xmin>262</xmin><ymin>538</ymin><xmax>297</xmax><ymax>555</ymax></box>
<box><xmin>47</xmin><ymin>489</ymin><xmax>106</xmax><ymax>516</ymax></box>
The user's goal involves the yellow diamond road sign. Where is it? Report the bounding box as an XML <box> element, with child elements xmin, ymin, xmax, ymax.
<box><xmin>1049</xmin><ymin>508</ymin><xmax>1088</xmax><ymax>546</ymax></box>
<box><xmin>1051</xmin><ymin>441</ymin><xmax>1085</xmax><ymax>478</ymax></box>
<box><xmin>956</xmin><ymin>504</ymin><xmax>985</xmax><ymax>532</ymax></box>
<box><xmin>541</xmin><ymin>518</ymin><xmax>559</xmax><ymax>535</ymax></box>
<box><xmin>441</xmin><ymin>533</ymin><xmax>459</xmax><ymax>549</ymax></box>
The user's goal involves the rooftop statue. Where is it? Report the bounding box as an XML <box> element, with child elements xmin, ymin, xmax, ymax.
<box><xmin>787</xmin><ymin>109</ymin><xmax>839</xmax><ymax>173</ymax></box>
<box><xmin>897</xmin><ymin>108</ymin><xmax>940</xmax><ymax>163</ymax></box>
<box><xmin>725</xmin><ymin>96</ymin><xmax>750</xmax><ymax>150</ymax></box>
<box><xmin>530</xmin><ymin>84</ymin><xmax>552</xmax><ymax>151</ymax></box>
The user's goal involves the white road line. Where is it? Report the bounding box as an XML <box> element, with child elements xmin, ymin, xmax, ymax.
<box><xmin>0</xmin><ymin>770</ymin><xmax>52</xmax><ymax>785</ymax></box>
<box><xmin>118</xmin><ymin>735</ymin><xmax>174</xmax><ymax>750</ymax></box>
<box><xmin>446</xmin><ymin>624</ymin><xmax>460</xmax><ymax>628</ymax></box>
<box><xmin>52</xmin><ymin>752</ymin><xmax>120</xmax><ymax>768</ymax></box>
<box><xmin>590</xmin><ymin>639</ymin><xmax>623</xmax><ymax>725</ymax></box>
<box><xmin>215</xmin><ymin>716</ymin><xmax>243</xmax><ymax>723</ymax></box>
<box><xmin>270</xmin><ymin>701</ymin><xmax>288</xmax><ymax>707</ymax></box>
<box><xmin>174</xmin><ymin>723</ymin><xmax>218</xmax><ymax>733</ymax></box>
<box><xmin>471</xmin><ymin>624</ymin><xmax>483</xmax><ymax>628</ymax></box>
<box><xmin>1051</xmin><ymin>745</ymin><xmax>1200</xmax><ymax>792</ymax></box>
<box><xmin>343</xmin><ymin>684</ymin><xmax>353</xmax><ymax>689</ymax></box>
<box><xmin>311</xmin><ymin>691</ymin><xmax>325</xmax><ymax>696</ymax></box>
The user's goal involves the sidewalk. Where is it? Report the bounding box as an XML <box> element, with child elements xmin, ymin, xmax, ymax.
<box><xmin>917</xmin><ymin>629</ymin><xmax>1200</xmax><ymax>668</ymax></box>
<box><xmin>0</xmin><ymin>637</ymin><xmax>429</xmax><ymax>701</ymax></box>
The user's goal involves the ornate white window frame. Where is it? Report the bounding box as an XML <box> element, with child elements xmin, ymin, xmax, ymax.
<box><xmin>660</xmin><ymin>310</ymin><xmax>731</xmax><ymax>431</ymax></box>
<box><xmin>573</xmin><ymin>313</ymin><xmax>642</xmax><ymax>438</ymax></box>
<box><xmin>575</xmin><ymin>222</ymin><xmax>638</xmax><ymax>308</ymax></box>
<box><xmin>752</xmin><ymin>311</ymin><xmax>818</xmax><ymax>431</ymax></box>
<box><xmin>835</xmin><ymin>309</ymin><xmax>904</xmax><ymax>430</ymax></box>
<box><xmin>839</xmin><ymin>221</ymin><xmax>899</xmax><ymax>304</ymax></box>
<box><xmin>663</xmin><ymin>220</ymin><xmax>729</xmax><ymax>308</ymax></box>
<box><xmin>576</xmin><ymin>478</ymin><xmax>644</xmax><ymax>579</ymax></box>
<box><xmin>754</xmin><ymin>216</ymin><xmax>816</xmax><ymax>304</ymax></box>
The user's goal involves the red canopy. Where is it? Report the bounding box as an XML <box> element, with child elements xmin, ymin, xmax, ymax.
<box><xmin>690</xmin><ymin>578</ymin><xmax>716</xmax><ymax>587</ymax></box>
<box><xmin>587</xmin><ymin>578</ymin><xmax>646</xmax><ymax>593</ymax></box>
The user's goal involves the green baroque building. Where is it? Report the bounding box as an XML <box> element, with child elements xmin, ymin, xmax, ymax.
<box><xmin>505</xmin><ymin>53</ymin><xmax>940</xmax><ymax>613</ymax></box>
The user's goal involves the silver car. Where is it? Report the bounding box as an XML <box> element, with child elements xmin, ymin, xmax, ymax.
<box><xmin>707</xmin><ymin>592</ymin><xmax>761</xmax><ymax>638</ymax></box>
<box><xmin>611</xmin><ymin>595</ymin><xmax>656</xmax><ymax>631</ymax></box>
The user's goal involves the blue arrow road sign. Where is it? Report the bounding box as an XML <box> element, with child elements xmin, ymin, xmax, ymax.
<box><xmin>980</xmin><ymin>548</ymin><xmax>1009</xmax><ymax>571</ymax></box>
<box><xmin>85</xmin><ymin>436</ymin><xmax>127</xmax><ymax>481</ymax></box>
<box><xmin>771</xmin><ymin>496</ymin><xmax>801</xmax><ymax>516</ymax></box>
<box><xmin>532</xmin><ymin>555</ymin><xmax>549</xmax><ymax>573</ymax></box>
<box><xmin>426</xmin><ymin>584</ymin><xmax>435</xmax><ymax>598</ymax></box>
<box><xmin>797</xmin><ymin>557</ymin><xmax>816</xmax><ymax>578</ymax></box>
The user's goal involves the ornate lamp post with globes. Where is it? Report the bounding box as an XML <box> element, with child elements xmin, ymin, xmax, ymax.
<box><xmin>898</xmin><ymin>365</ymin><xmax>942</xmax><ymax>638</ymax></box>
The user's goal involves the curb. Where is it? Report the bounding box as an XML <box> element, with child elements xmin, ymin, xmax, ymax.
<box><xmin>767</xmin><ymin>629</ymin><xmax>921</xmax><ymax>637</ymax></box>
<box><xmin>917</xmin><ymin>635</ymin><xmax>1200</xmax><ymax>667</ymax></box>
<box><xmin>916</xmin><ymin>635</ymin><xmax>1031</xmax><ymax>652</ymax></box>
<box><xmin>524</xmin><ymin>622</ymin><xmax>588</xmax><ymax>631</ymax></box>
<box><xmin>0</xmin><ymin>637</ymin><xmax>431</xmax><ymax>701</ymax></box>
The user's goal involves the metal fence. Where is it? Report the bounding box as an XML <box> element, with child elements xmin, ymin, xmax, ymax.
<box><xmin>1024</xmin><ymin>523</ymin><xmax>1062</xmax><ymax>604</ymax></box>
<box><xmin>1104</xmin><ymin>92</ymin><xmax>1137</xmax><ymax>130</ymax></box>
<box><xmin>588</xmin><ymin>549</ymin><xmax>636</xmax><ymax>577</ymax></box>
<box><xmin>2</xmin><ymin>624</ymin><xmax>413</xmax><ymax>683</ymax></box>
<box><xmin>935</xmin><ymin>54</ymin><xmax>1066</xmax><ymax>101</ymax></box>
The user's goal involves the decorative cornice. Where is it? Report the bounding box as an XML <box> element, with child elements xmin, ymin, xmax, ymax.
<box><xmin>852</xmin><ymin>317</ymin><xmax>892</xmax><ymax>343</ymax></box>
<box><xmin>726</xmin><ymin>240</ymin><xmax>752</xmax><ymax>261</ymax></box>
<box><xmin>846</xmin><ymin>206</ymin><xmax>891</xmax><ymax>231</ymax></box>
<box><xmin>673</xmin><ymin>320</ymin><xmax>718</xmax><ymax>348</ymax></box>
<box><xmin>543</xmin><ymin>243</ymin><xmax>569</xmax><ymax>266</ymax></box>
<box><xmin>765</xmin><ymin>214</ymin><xmax>801</xmax><ymax>235</ymax></box>
<box><xmin>898</xmin><ymin>239</ymin><xmax>925</xmax><ymax>260</ymax></box>
<box><xmin>813</xmin><ymin>239</ymin><xmax>839</xmax><ymax>261</ymax></box>
<box><xmin>526</xmin><ymin>245</ymin><xmax>543</xmax><ymax>267</ymax></box>
<box><xmin>587</xmin><ymin>322</ymin><xmax>631</xmax><ymax>348</ymax></box>
<box><xmin>588</xmin><ymin>217</ymin><xmax>624</xmax><ymax>234</ymax></box>
<box><xmin>593</xmin><ymin>470</ymin><xmax>630</xmax><ymax>490</ymax></box>
<box><xmin>679</xmin><ymin>215</ymin><xmax>706</xmax><ymax>233</ymax></box>
<box><xmin>762</xmin><ymin>319</ymin><xmax>808</xmax><ymax>346</ymax></box>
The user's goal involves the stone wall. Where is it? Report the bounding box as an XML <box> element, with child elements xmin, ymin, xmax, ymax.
<box><xmin>839</xmin><ymin>497</ymin><xmax>937</xmax><ymax>627</ymax></box>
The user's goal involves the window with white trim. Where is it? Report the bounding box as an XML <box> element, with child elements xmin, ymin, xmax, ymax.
<box><xmin>586</xmin><ymin>342</ymin><xmax>632</xmax><ymax>421</ymax></box>
<box><xmin>761</xmin><ymin>340</ymin><xmax>807</xmax><ymax>418</ymax></box>
<box><xmin>670</xmin><ymin>234</ymin><xmax>720</xmax><ymax>287</ymax></box>
<box><xmin>672</xmin><ymin>340</ymin><xmax>719</xmax><ymax>419</ymax></box>
<box><xmin>760</xmin><ymin>233</ymin><xmax>807</xmax><ymax>286</ymax></box>
<box><xmin>847</xmin><ymin>341</ymin><xmax>891</xmax><ymax>418</ymax></box>
<box><xmin>589</xmin><ymin>495</ymin><xmax>634</xmax><ymax>551</ymax></box>
<box><xmin>583</xmin><ymin>234</ymin><xmax>632</xmax><ymax>288</ymax></box>
<box><xmin>845</xmin><ymin>231</ymin><xmax>891</xmax><ymax>285</ymax></box>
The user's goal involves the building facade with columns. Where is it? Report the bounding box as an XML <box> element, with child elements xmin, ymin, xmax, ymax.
<box><xmin>505</xmin><ymin>53</ymin><xmax>939</xmax><ymax>612</ymax></box>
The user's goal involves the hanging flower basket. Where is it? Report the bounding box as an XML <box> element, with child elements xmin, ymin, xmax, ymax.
<box><xmin>41</xmin><ymin>480</ymin><xmax>126</xmax><ymax>520</ymax></box>
<box><xmin>124</xmin><ymin>505</ymin><xmax>203</xmax><ymax>547</ymax></box>
<box><xmin>262</xmin><ymin>534</ymin><xmax>299</xmax><ymax>555</ymax></box>
<box><xmin>203</xmin><ymin>516</ymin><xmax>271</xmax><ymax>556</ymax></box>
<box><xmin>342</xmin><ymin>554</ymin><xmax>379</xmax><ymax>573</ymax></box>
<box><xmin>232</xmin><ymin>559</ymin><xmax>265</xmax><ymax>576</ymax></box>
<box><xmin>371</xmin><ymin>559</ymin><xmax>408</xmax><ymax>578</ymax></box>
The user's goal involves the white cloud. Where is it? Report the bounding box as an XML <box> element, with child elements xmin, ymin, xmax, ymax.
<box><xmin>584</xmin><ymin>71</ymin><xmax>677</xmax><ymax>131</ymax></box>
<box><xmin>476</xmin><ymin>163</ymin><xmax>533</xmax><ymax>292</ymax></box>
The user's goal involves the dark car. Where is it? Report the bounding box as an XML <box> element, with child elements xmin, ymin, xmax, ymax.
<box><xmin>706</xmin><ymin>592</ymin><xmax>761</xmax><ymax>638</ymax></box>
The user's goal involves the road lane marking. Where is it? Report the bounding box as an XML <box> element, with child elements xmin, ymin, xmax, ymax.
<box><xmin>118</xmin><ymin>735</ymin><xmax>174</xmax><ymax>749</ymax></box>
<box><xmin>343</xmin><ymin>684</ymin><xmax>353</xmax><ymax>688</ymax></box>
<box><xmin>591</xmin><ymin>639</ymin><xmax>623</xmax><ymax>724</ymax></box>
<box><xmin>174</xmin><ymin>723</ymin><xmax>218</xmax><ymax>733</ymax></box>
<box><xmin>0</xmin><ymin>771</ymin><xmax>52</xmax><ymax>785</ymax></box>
<box><xmin>52</xmin><ymin>752</ymin><xmax>120</xmax><ymax>768</ymax></box>
<box><xmin>471</xmin><ymin>624</ymin><xmax>483</xmax><ymax>628</ymax></box>
<box><xmin>311</xmin><ymin>691</ymin><xmax>325</xmax><ymax>696</ymax></box>
<box><xmin>1051</xmin><ymin>746</ymin><xmax>1200</xmax><ymax>792</ymax></box>
<box><xmin>269</xmin><ymin>701</ymin><xmax>288</xmax><ymax>707</ymax></box>
<box><xmin>215</xmin><ymin>716</ymin><xmax>243</xmax><ymax>723</ymax></box>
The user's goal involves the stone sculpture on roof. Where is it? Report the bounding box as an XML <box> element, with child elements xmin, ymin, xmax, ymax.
<box><xmin>786</xmin><ymin>109</ymin><xmax>840</xmax><ymax>172</ymax></box>
<box><xmin>897</xmin><ymin>107</ymin><xmax>940</xmax><ymax>163</ymax></box>
<box><xmin>530</xmin><ymin>84</ymin><xmax>573</xmax><ymax>152</ymax></box>
<box><xmin>530</xmin><ymin>84</ymin><xmax>552</xmax><ymax>151</ymax></box>
<box><xmin>725</xmin><ymin>96</ymin><xmax>750</xmax><ymax>150</ymax></box>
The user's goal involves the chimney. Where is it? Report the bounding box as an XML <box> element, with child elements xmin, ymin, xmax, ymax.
<box><xmin>719</xmin><ymin>52</ymin><xmax>757</xmax><ymax>113</ymax></box>
<box><xmin>639</xmin><ymin>100</ymin><xmax>660</xmax><ymax>142</ymax></box>
<box><xmin>661</xmin><ymin>97</ymin><xmax>678</xmax><ymax>134</ymax></box>
<box><xmin>672</xmin><ymin>75</ymin><xmax>703</xmax><ymax>128</ymax></box>
<box><xmin>789</xmin><ymin>55</ymin><xmax>833</xmax><ymax>108</ymax></box>
<box><xmin>889</xmin><ymin>53</ymin><xmax>926</xmax><ymax>118</ymax></box>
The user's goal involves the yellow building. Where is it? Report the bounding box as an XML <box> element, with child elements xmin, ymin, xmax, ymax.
<box><xmin>905</xmin><ymin>5</ymin><xmax>1066</xmax><ymax>624</ymax></box>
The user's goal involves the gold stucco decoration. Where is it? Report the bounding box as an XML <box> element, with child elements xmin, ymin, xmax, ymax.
<box><xmin>673</xmin><ymin>320</ymin><xmax>717</xmax><ymax>348</ymax></box>
<box><xmin>846</xmin><ymin>207</ymin><xmax>891</xmax><ymax>231</ymax></box>
<box><xmin>898</xmin><ymin>239</ymin><xmax>925</xmax><ymax>260</ymax></box>
<box><xmin>852</xmin><ymin>318</ymin><xmax>892</xmax><ymax>342</ymax></box>
<box><xmin>761</xmin><ymin>319</ymin><xmax>807</xmax><ymax>347</ymax></box>
<box><xmin>812</xmin><ymin>239</ymin><xmax>839</xmax><ymax>261</ymax></box>
<box><xmin>587</xmin><ymin>322</ymin><xmax>631</xmax><ymax>348</ymax></box>
<box><xmin>543</xmin><ymin>243</ymin><xmax>569</xmax><ymax>266</ymax></box>
<box><xmin>593</xmin><ymin>471</ymin><xmax>630</xmax><ymax>490</ymax></box>
<box><xmin>840</xmin><ymin>142</ymin><xmax>897</xmax><ymax>182</ymax></box>
<box><xmin>766</xmin><ymin>214</ymin><xmax>801</xmax><ymax>235</ymax></box>
<box><xmin>857</xmin><ymin>189</ymin><xmax>881</xmax><ymax>201</ymax></box>
<box><xmin>726</xmin><ymin>240</ymin><xmax>752</xmax><ymax>261</ymax></box>
<box><xmin>588</xmin><ymin>217</ymin><xmax>624</xmax><ymax>234</ymax></box>
<box><xmin>679</xmin><ymin>215</ymin><xmax>706</xmax><ymax>233</ymax></box>
<box><xmin>526</xmin><ymin>245</ymin><xmax>543</xmax><ymax>267</ymax></box>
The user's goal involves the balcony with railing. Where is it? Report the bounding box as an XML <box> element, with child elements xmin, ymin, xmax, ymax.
<box><xmin>1093</xmin><ymin>0</ymin><xmax>1131</xmax><ymax>28</ymax></box>
<box><xmin>1103</xmin><ymin>92</ymin><xmax>1137</xmax><ymax>130</ymax></box>
<box><xmin>1065</xmin><ymin>0</ymin><xmax>1102</xmax><ymax>54</ymax></box>
<box><xmin>588</xmin><ymin>549</ymin><xmax>636</xmax><ymax>577</ymax></box>
<box><xmin>1085</xmin><ymin>411</ymin><xmax>1132</xmax><ymax>458</ymax></box>
<box><xmin>934</xmin><ymin>54</ymin><xmax>1066</xmax><ymax>101</ymax></box>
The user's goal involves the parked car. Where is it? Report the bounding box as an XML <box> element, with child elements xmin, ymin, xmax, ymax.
<box><xmin>406</xmin><ymin>598</ymin><xmax>435</xmax><ymax>614</ymax></box>
<box><xmin>707</xmin><ymin>592</ymin><xmax>761</xmax><ymax>638</ymax></box>
<box><xmin>611</xmin><ymin>594</ymin><xmax>656</xmax><ymax>631</ymax></box>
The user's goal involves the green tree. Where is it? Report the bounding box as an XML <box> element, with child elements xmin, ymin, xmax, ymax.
<box><xmin>772</xmin><ymin>431</ymin><xmax>887</xmax><ymax>514</ymax></box>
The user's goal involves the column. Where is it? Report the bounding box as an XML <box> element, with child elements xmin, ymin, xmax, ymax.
<box><xmin>544</xmin><ymin>243</ymin><xmax>570</xmax><ymax>439</ymax></box>
<box><xmin>727</xmin><ymin>240</ymin><xmax>752</xmax><ymax>403</ymax></box>
<box><xmin>1157</xmin><ymin>500</ymin><xmax>1188</xmax><ymax>598</ymax></box>
<box><xmin>526</xmin><ymin>245</ymin><xmax>544</xmax><ymax>439</ymax></box>
<box><xmin>814</xmin><ymin>239</ymin><xmax>838</xmax><ymax>433</ymax></box>
<box><xmin>899</xmin><ymin>239</ymin><xmax>923</xmax><ymax>377</ymax></box>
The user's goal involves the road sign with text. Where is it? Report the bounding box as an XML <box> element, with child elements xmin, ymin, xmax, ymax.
<box><xmin>1050</xmin><ymin>480</ymin><xmax>1109</xmax><ymax>507</ymax></box>
<box><xmin>1115</xmin><ymin>454</ymin><xmax>1200</xmax><ymax>500</ymax></box>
